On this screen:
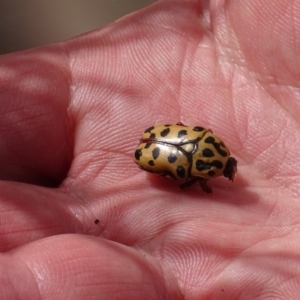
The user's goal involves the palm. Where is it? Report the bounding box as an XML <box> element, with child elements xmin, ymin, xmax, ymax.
<box><xmin>1</xmin><ymin>1</ymin><xmax>299</xmax><ymax>299</ymax></box>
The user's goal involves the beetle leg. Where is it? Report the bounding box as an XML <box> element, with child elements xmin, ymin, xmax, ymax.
<box><xmin>176</xmin><ymin>122</ymin><xmax>186</xmax><ymax>126</ymax></box>
<box><xmin>180</xmin><ymin>178</ymin><xmax>212</xmax><ymax>193</ymax></box>
<box><xmin>160</xmin><ymin>171</ymin><xmax>176</xmax><ymax>179</ymax></box>
<box><xmin>180</xmin><ymin>178</ymin><xmax>198</xmax><ymax>189</ymax></box>
<box><xmin>198</xmin><ymin>178</ymin><xmax>212</xmax><ymax>193</ymax></box>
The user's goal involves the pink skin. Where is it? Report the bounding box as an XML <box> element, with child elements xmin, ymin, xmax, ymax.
<box><xmin>0</xmin><ymin>0</ymin><xmax>300</xmax><ymax>299</ymax></box>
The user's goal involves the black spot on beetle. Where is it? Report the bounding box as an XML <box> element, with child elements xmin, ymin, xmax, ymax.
<box><xmin>148</xmin><ymin>160</ymin><xmax>155</xmax><ymax>166</ymax></box>
<box><xmin>145</xmin><ymin>143</ymin><xmax>152</xmax><ymax>149</ymax></box>
<box><xmin>204</xmin><ymin>136</ymin><xmax>227</xmax><ymax>157</ymax></box>
<box><xmin>196</xmin><ymin>160</ymin><xmax>213</xmax><ymax>171</ymax></box>
<box><xmin>176</xmin><ymin>166</ymin><xmax>186</xmax><ymax>178</ymax></box>
<box><xmin>168</xmin><ymin>153</ymin><xmax>177</xmax><ymax>163</ymax></box>
<box><xmin>202</xmin><ymin>148</ymin><xmax>214</xmax><ymax>157</ymax></box>
<box><xmin>178</xmin><ymin>130</ymin><xmax>187</xmax><ymax>138</ymax></box>
<box><xmin>193</xmin><ymin>126</ymin><xmax>205</xmax><ymax>132</ymax></box>
<box><xmin>135</xmin><ymin>149</ymin><xmax>142</xmax><ymax>160</ymax></box>
<box><xmin>152</xmin><ymin>147</ymin><xmax>160</xmax><ymax>159</ymax></box>
<box><xmin>150</xmin><ymin>133</ymin><xmax>156</xmax><ymax>139</ymax></box>
<box><xmin>164</xmin><ymin>124</ymin><xmax>171</xmax><ymax>127</ymax></box>
<box><xmin>208</xmin><ymin>170</ymin><xmax>215</xmax><ymax>176</ymax></box>
<box><xmin>205</xmin><ymin>136</ymin><xmax>215</xmax><ymax>143</ymax></box>
<box><xmin>144</xmin><ymin>126</ymin><xmax>154</xmax><ymax>133</ymax></box>
<box><xmin>211</xmin><ymin>160</ymin><xmax>223</xmax><ymax>169</ymax></box>
<box><xmin>160</xmin><ymin>128</ymin><xmax>170</xmax><ymax>137</ymax></box>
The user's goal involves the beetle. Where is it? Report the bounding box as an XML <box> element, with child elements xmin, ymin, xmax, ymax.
<box><xmin>134</xmin><ymin>122</ymin><xmax>237</xmax><ymax>193</ymax></box>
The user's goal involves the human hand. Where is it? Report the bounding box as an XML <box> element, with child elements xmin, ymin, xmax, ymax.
<box><xmin>1</xmin><ymin>1</ymin><xmax>299</xmax><ymax>299</ymax></box>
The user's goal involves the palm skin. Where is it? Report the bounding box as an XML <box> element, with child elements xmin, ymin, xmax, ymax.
<box><xmin>0</xmin><ymin>0</ymin><xmax>300</xmax><ymax>299</ymax></box>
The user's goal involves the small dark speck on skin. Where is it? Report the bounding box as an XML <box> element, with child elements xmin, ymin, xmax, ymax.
<box><xmin>94</xmin><ymin>219</ymin><xmax>99</xmax><ymax>224</ymax></box>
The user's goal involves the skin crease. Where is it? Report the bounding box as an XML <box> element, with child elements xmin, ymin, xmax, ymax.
<box><xmin>0</xmin><ymin>0</ymin><xmax>300</xmax><ymax>298</ymax></box>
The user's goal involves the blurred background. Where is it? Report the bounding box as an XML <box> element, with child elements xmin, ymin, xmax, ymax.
<box><xmin>0</xmin><ymin>0</ymin><xmax>155</xmax><ymax>54</ymax></box>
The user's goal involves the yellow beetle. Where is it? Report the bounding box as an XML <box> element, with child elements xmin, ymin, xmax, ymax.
<box><xmin>134</xmin><ymin>122</ymin><xmax>237</xmax><ymax>193</ymax></box>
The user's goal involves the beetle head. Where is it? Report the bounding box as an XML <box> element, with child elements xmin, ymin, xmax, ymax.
<box><xmin>223</xmin><ymin>157</ymin><xmax>237</xmax><ymax>181</ymax></box>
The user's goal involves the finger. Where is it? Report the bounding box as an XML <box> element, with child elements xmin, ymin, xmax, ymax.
<box><xmin>7</xmin><ymin>234</ymin><xmax>181</xmax><ymax>299</ymax></box>
<box><xmin>0</xmin><ymin>181</ymin><xmax>82</xmax><ymax>251</ymax></box>
<box><xmin>0</xmin><ymin>48</ymin><xmax>73</xmax><ymax>186</ymax></box>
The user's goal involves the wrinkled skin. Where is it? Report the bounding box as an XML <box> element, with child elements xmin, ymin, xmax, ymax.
<box><xmin>1</xmin><ymin>0</ymin><xmax>300</xmax><ymax>299</ymax></box>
